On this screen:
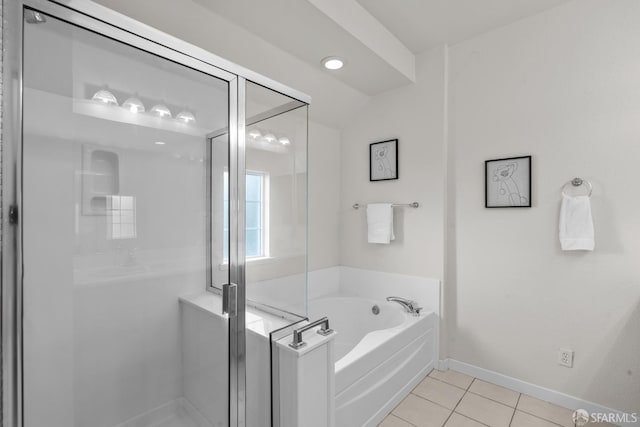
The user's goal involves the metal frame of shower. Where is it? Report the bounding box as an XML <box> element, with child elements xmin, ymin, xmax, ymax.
<box><xmin>0</xmin><ymin>1</ymin><xmax>311</xmax><ymax>426</ymax></box>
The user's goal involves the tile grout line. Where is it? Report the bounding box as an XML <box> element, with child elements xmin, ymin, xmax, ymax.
<box><xmin>440</xmin><ymin>376</ymin><xmax>522</xmax><ymax>413</ymax></box>
<box><xmin>465</xmin><ymin>390</ymin><xmax>520</xmax><ymax>410</ymax></box>
<box><xmin>516</xmin><ymin>407</ymin><xmax>572</xmax><ymax>427</ymax></box>
<box><xmin>428</xmin><ymin>372</ymin><xmax>474</xmax><ymax>392</ymax></box>
<box><xmin>397</xmin><ymin>373</ymin><xmax>476</xmax><ymax>427</ymax></box>
<box><xmin>452</xmin><ymin>377</ymin><xmax>522</xmax><ymax>427</ymax></box>
<box><xmin>441</xmin><ymin>378</ymin><xmax>478</xmax><ymax>427</ymax></box>
<box><xmin>434</xmin><ymin>373</ymin><xmax>561</xmax><ymax>424</ymax></box>
<box><xmin>509</xmin><ymin>393</ymin><xmax>522</xmax><ymax>426</ymax></box>
<box><xmin>410</xmin><ymin>391</ymin><xmax>456</xmax><ymax>412</ymax></box>
<box><xmin>408</xmin><ymin>373</ymin><xmax>476</xmax><ymax>413</ymax></box>
<box><xmin>385</xmin><ymin>398</ymin><xmax>420</xmax><ymax>427</ymax></box>
<box><xmin>388</xmin><ymin>413</ymin><xmax>418</xmax><ymax>427</ymax></box>
<box><xmin>394</xmin><ymin>372</ymin><xmax>574</xmax><ymax>427</ymax></box>
<box><xmin>454</xmin><ymin>411</ymin><xmax>492</xmax><ymax>427</ymax></box>
<box><xmin>466</xmin><ymin>378</ymin><xmax>522</xmax><ymax>409</ymax></box>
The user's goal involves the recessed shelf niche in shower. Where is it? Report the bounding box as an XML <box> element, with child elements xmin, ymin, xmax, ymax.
<box><xmin>82</xmin><ymin>146</ymin><xmax>120</xmax><ymax>215</ymax></box>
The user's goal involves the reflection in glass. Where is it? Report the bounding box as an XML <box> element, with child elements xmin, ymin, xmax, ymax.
<box><xmin>91</xmin><ymin>89</ymin><xmax>118</xmax><ymax>106</ymax></box>
<box><xmin>122</xmin><ymin>97</ymin><xmax>145</xmax><ymax>113</ymax></box>
<box><xmin>150</xmin><ymin>103</ymin><xmax>172</xmax><ymax>118</ymax></box>
<box><xmin>176</xmin><ymin>110</ymin><xmax>196</xmax><ymax>124</ymax></box>
<box><xmin>22</xmin><ymin>11</ymin><xmax>230</xmax><ymax>427</ymax></box>
<box><xmin>244</xmin><ymin>81</ymin><xmax>308</xmax><ymax>317</ymax></box>
<box><xmin>244</xmin><ymin>81</ymin><xmax>308</xmax><ymax>427</ymax></box>
<box><xmin>223</xmin><ymin>171</ymin><xmax>265</xmax><ymax>259</ymax></box>
<box><xmin>107</xmin><ymin>195</ymin><xmax>137</xmax><ymax>240</ymax></box>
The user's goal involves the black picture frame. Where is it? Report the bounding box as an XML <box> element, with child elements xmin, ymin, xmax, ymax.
<box><xmin>369</xmin><ymin>139</ymin><xmax>398</xmax><ymax>181</ymax></box>
<box><xmin>485</xmin><ymin>155</ymin><xmax>532</xmax><ymax>208</ymax></box>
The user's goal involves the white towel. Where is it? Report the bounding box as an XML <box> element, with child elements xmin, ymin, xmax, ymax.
<box><xmin>367</xmin><ymin>203</ymin><xmax>395</xmax><ymax>244</ymax></box>
<box><xmin>559</xmin><ymin>195</ymin><xmax>594</xmax><ymax>251</ymax></box>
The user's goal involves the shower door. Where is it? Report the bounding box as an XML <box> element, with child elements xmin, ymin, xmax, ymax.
<box><xmin>18</xmin><ymin>4</ymin><xmax>239</xmax><ymax>427</ymax></box>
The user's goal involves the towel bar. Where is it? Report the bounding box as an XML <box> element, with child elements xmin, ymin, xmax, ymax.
<box><xmin>353</xmin><ymin>202</ymin><xmax>419</xmax><ymax>210</ymax></box>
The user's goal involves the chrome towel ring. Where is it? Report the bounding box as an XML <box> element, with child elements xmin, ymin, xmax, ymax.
<box><xmin>562</xmin><ymin>177</ymin><xmax>593</xmax><ymax>197</ymax></box>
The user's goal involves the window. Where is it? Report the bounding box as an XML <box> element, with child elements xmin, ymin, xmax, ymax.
<box><xmin>107</xmin><ymin>195</ymin><xmax>137</xmax><ymax>240</ymax></box>
<box><xmin>223</xmin><ymin>171</ymin><xmax>267</xmax><ymax>260</ymax></box>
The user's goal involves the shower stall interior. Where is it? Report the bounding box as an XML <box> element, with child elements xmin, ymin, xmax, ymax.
<box><xmin>1</xmin><ymin>1</ymin><xmax>309</xmax><ymax>426</ymax></box>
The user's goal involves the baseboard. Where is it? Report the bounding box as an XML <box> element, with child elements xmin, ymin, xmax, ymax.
<box><xmin>442</xmin><ymin>359</ymin><xmax>634</xmax><ymax>426</ymax></box>
<box><xmin>436</xmin><ymin>358</ymin><xmax>449</xmax><ymax>371</ymax></box>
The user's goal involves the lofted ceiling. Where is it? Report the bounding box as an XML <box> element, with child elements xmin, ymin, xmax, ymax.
<box><xmin>93</xmin><ymin>0</ymin><xmax>571</xmax><ymax>128</ymax></box>
<box><xmin>356</xmin><ymin>0</ymin><xmax>572</xmax><ymax>54</ymax></box>
<box><xmin>193</xmin><ymin>0</ymin><xmax>416</xmax><ymax>95</ymax></box>
<box><xmin>196</xmin><ymin>0</ymin><xmax>571</xmax><ymax>97</ymax></box>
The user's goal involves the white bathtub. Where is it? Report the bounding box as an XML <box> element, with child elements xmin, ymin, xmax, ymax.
<box><xmin>308</xmin><ymin>296</ymin><xmax>437</xmax><ymax>427</ymax></box>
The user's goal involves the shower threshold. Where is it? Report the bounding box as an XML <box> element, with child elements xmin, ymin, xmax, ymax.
<box><xmin>114</xmin><ymin>398</ymin><xmax>212</xmax><ymax>427</ymax></box>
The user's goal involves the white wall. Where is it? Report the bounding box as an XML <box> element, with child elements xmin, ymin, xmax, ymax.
<box><xmin>309</xmin><ymin>122</ymin><xmax>341</xmax><ymax>271</ymax></box>
<box><xmin>335</xmin><ymin>0</ymin><xmax>640</xmax><ymax>414</ymax></box>
<box><xmin>339</xmin><ymin>47</ymin><xmax>446</xmax><ymax>279</ymax></box>
<box><xmin>447</xmin><ymin>0</ymin><xmax>640</xmax><ymax>413</ymax></box>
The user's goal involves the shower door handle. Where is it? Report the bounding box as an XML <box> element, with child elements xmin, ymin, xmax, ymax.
<box><xmin>222</xmin><ymin>283</ymin><xmax>237</xmax><ymax>317</ymax></box>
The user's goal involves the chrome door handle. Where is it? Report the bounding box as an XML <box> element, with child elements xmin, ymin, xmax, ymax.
<box><xmin>222</xmin><ymin>283</ymin><xmax>237</xmax><ymax>317</ymax></box>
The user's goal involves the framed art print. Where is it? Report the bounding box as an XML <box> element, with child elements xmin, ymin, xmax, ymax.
<box><xmin>370</xmin><ymin>139</ymin><xmax>398</xmax><ymax>181</ymax></box>
<box><xmin>485</xmin><ymin>155</ymin><xmax>531</xmax><ymax>208</ymax></box>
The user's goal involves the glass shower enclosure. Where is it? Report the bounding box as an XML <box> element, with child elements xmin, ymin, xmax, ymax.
<box><xmin>1</xmin><ymin>1</ymin><xmax>309</xmax><ymax>427</ymax></box>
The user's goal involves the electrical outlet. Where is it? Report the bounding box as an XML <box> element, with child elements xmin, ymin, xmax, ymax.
<box><xmin>558</xmin><ymin>348</ymin><xmax>574</xmax><ymax>367</ymax></box>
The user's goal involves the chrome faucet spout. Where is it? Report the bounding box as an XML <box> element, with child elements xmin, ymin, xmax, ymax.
<box><xmin>386</xmin><ymin>296</ymin><xmax>423</xmax><ymax>316</ymax></box>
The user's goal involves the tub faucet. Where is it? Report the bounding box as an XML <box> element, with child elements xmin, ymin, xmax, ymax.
<box><xmin>386</xmin><ymin>296</ymin><xmax>422</xmax><ymax>316</ymax></box>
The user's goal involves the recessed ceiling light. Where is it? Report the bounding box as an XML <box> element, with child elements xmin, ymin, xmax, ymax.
<box><xmin>154</xmin><ymin>141</ymin><xmax>166</xmax><ymax>145</ymax></box>
<box><xmin>321</xmin><ymin>56</ymin><xmax>345</xmax><ymax>70</ymax></box>
<box><xmin>264</xmin><ymin>133</ymin><xmax>276</xmax><ymax>143</ymax></box>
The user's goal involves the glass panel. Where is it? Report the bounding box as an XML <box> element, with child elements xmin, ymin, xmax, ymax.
<box><xmin>246</xmin><ymin>173</ymin><xmax>263</xmax><ymax>201</ymax></box>
<box><xmin>246</xmin><ymin>201</ymin><xmax>261</xmax><ymax>230</ymax></box>
<box><xmin>22</xmin><ymin>11</ymin><xmax>230</xmax><ymax>427</ymax></box>
<box><xmin>244</xmin><ymin>82</ymin><xmax>308</xmax><ymax>427</ymax></box>
<box><xmin>245</xmin><ymin>83</ymin><xmax>308</xmax><ymax>317</ymax></box>
<box><xmin>213</xmin><ymin>134</ymin><xmax>230</xmax><ymax>278</ymax></box>
<box><xmin>246</xmin><ymin>229</ymin><xmax>262</xmax><ymax>257</ymax></box>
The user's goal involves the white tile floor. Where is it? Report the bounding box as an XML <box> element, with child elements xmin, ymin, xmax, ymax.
<box><xmin>379</xmin><ymin>370</ymin><xmax>614</xmax><ymax>427</ymax></box>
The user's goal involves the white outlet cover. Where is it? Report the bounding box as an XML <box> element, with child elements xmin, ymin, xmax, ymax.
<box><xmin>558</xmin><ymin>348</ymin><xmax>574</xmax><ymax>367</ymax></box>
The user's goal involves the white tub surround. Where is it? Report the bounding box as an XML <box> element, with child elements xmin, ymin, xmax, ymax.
<box><xmin>308</xmin><ymin>266</ymin><xmax>441</xmax><ymax>315</ymax></box>
<box><xmin>274</xmin><ymin>322</ymin><xmax>336</xmax><ymax>427</ymax></box>
<box><xmin>309</xmin><ymin>266</ymin><xmax>442</xmax><ymax>357</ymax></box>
<box><xmin>309</xmin><ymin>296</ymin><xmax>438</xmax><ymax>427</ymax></box>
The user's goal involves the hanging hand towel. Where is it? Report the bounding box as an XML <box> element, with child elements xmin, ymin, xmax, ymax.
<box><xmin>559</xmin><ymin>194</ymin><xmax>594</xmax><ymax>251</ymax></box>
<box><xmin>367</xmin><ymin>203</ymin><xmax>395</xmax><ymax>244</ymax></box>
